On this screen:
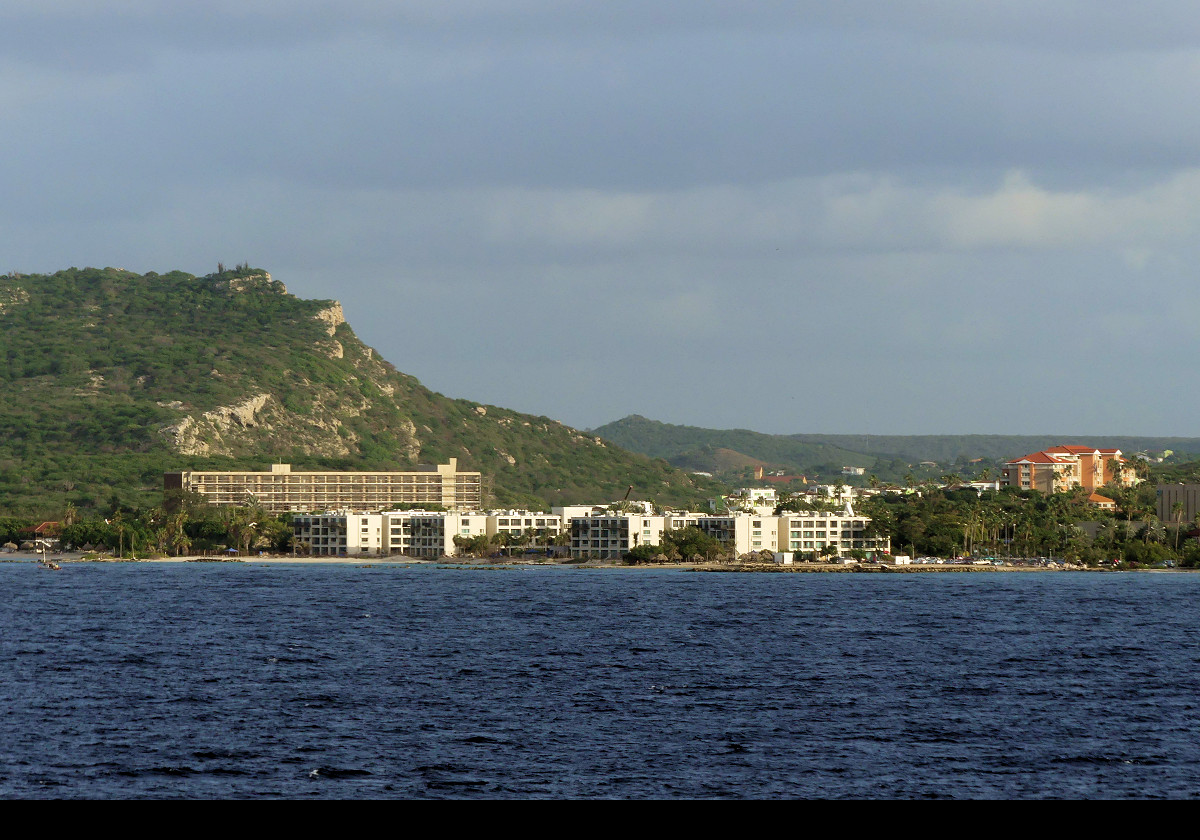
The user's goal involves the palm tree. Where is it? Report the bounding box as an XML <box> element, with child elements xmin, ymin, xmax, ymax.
<box><xmin>1173</xmin><ymin>500</ymin><xmax>1186</xmax><ymax>550</ymax></box>
<box><xmin>963</xmin><ymin>511</ymin><xmax>986</xmax><ymax>556</ymax></box>
<box><xmin>1107</xmin><ymin>458</ymin><xmax>1124</xmax><ymax>487</ymax></box>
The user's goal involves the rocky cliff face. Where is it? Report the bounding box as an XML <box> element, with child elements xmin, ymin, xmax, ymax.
<box><xmin>0</xmin><ymin>265</ymin><xmax>717</xmax><ymax>511</ymax></box>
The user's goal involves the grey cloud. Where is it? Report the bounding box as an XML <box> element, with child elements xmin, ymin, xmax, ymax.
<box><xmin>7</xmin><ymin>3</ymin><xmax>1200</xmax><ymax>434</ymax></box>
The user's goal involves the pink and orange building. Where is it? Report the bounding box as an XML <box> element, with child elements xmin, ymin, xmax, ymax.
<box><xmin>1000</xmin><ymin>445</ymin><xmax>1137</xmax><ymax>494</ymax></box>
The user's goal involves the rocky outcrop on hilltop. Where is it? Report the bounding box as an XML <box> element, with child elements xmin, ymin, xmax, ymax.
<box><xmin>0</xmin><ymin>265</ymin><xmax>719</xmax><ymax>511</ymax></box>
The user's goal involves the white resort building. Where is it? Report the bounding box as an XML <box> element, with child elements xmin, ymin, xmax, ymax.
<box><xmin>567</xmin><ymin>509</ymin><xmax>888</xmax><ymax>560</ymax></box>
<box><xmin>292</xmin><ymin>509</ymin><xmax>564</xmax><ymax>558</ymax></box>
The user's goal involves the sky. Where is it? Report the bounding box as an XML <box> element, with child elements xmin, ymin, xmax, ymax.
<box><xmin>5</xmin><ymin>1</ymin><xmax>1200</xmax><ymax>436</ymax></box>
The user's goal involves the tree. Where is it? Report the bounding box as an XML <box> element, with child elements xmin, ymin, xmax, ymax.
<box><xmin>654</xmin><ymin>526</ymin><xmax>727</xmax><ymax>563</ymax></box>
<box><xmin>111</xmin><ymin>510</ymin><xmax>126</xmax><ymax>559</ymax></box>
<box><xmin>453</xmin><ymin>533</ymin><xmax>491</xmax><ymax>557</ymax></box>
<box><xmin>1172</xmin><ymin>500</ymin><xmax>1186</xmax><ymax>550</ymax></box>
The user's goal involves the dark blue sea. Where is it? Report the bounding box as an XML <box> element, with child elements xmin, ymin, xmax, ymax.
<box><xmin>2</xmin><ymin>560</ymin><xmax>1199</xmax><ymax>799</ymax></box>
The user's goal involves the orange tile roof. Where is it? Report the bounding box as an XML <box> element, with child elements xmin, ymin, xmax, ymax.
<box><xmin>1008</xmin><ymin>451</ymin><xmax>1071</xmax><ymax>465</ymax></box>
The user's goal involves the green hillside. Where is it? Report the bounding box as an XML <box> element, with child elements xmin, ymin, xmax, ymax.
<box><xmin>0</xmin><ymin>267</ymin><xmax>720</xmax><ymax>516</ymax></box>
<box><xmin>592</xmin><ymin>416</ymin><xmax>873</xmax><ymax>477</ymax></box>
<box><xmin>592</xmin><ymin>415</ymin><xmax>1200</xmax><ymax>482</ymax></box>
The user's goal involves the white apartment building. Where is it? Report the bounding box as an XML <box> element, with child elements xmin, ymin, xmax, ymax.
<box><xmin>489</xmin><ymin>511</ymin><xmax>564</xmax><ymax>542</ymax></box>
<box><xmin>293</xmin><ymin>509</ymin><xmax>561</xmax><ymax>558</ymax></box>
<box><xmin>568</xmin><ymin>508</ymin><xmax>888</xmax><ymax>560</ymax></box>
<box><xmin>714</xmin><ymin>488</ymin><xmax>778</xmax><ymax>513</ymax></box>
<box><xmin>295</xmin><ymin>506</ymin><xmax>889</xmax><ymax>561</ymax></box>
<box><xmin>569</xmin><ymin>513</ymin><xmax>667</xmax><ymax>560</ymax></box>
<box><xmin>293</xmin><ymin>511</ymin><xmax>387</xmax><ymax>556</ymax></box>
<box><xmin>776</xmin><ymin>511</ymin><xmax>886</xmax><ymax>555</ymax></box>
<box><xmin>293</xmin><ymin>510</ymin><xmax>486</xmax><ymax>557</ymax></box>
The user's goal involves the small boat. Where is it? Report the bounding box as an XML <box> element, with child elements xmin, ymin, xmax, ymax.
<box><xmin>36</xmin><ymin>540</ymin><xmax>60</xmax><ymax>569</ymax></box>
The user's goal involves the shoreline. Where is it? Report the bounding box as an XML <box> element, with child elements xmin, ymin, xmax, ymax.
<box><xmin>2</xmin><ymin>551</ymin><xmax>1193</xmax><ymax>573</ymax></box>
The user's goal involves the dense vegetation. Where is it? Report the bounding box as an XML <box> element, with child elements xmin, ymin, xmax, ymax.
<box><xmin>851</xmin><ymin>476</ymin><xmax>1200</xmax><ymax>568</ymax></box>
<box><xmin>0</xmin><ymin>266</ymin><xmax>721</xmax><ymax>519</ymax></box>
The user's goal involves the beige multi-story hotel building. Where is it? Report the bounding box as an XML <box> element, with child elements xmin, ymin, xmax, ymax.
<box><xmin>164</xmin><ymin>459</ymin><xmax>483</xmax><ymax>513</ymax></box>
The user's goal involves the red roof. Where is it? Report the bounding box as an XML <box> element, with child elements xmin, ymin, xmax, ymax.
<box><xmin>19</xmin><ymin>521</ymin><xmax>61</xmax><ymax>536</ymax></box>
<box><xmin>1007</xmin><ymin>451</ymin><xmax>1071</xmax><ymax>465</ymax></box>
<box><xmin>1011</xmin><ymin>445</ymin><xmax>1126</xmax><ymax>464</ymax></box>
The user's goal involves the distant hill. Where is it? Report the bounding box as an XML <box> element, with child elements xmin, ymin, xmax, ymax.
<box><xmin>0</xmin><ymin>268</ymin><xmax>720</xmax><ymax>514</ymax></box>
<box><xmin>592</xmin><ymin>415</ymin><xmax>1200</xmax><ymax>481</ymax></box>
<box><xmin>591</xmin><ymin>416</ymin><xmax>871</xmax><ymax>475</ymax></box>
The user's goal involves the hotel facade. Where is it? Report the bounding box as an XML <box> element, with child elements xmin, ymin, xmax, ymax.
<box><xmin>164</xmin><ymin>459</ymin><xmax>483</xmax><ymax>513</ymax></box>
<box><xmin>292</xmin><ymin>509</ymin><xmax>564</xmax><ymax>558</ymax></box>
<box><xmin>1000</xmin><ymin>446</ymin><xmax>1136</xmax><ymax>494</ymax></box>
<box><xmin>568</xmin><ymin>509</ymin><xmax>888</xmax><ymax>561</ymax></box>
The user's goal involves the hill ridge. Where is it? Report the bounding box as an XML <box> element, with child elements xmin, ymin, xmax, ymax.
<box><xmin>0</xmin><ymin>267</ymin><xmax>718</xmax><ymax>514</ymax></box>
<box><xmin>591</xmin><ymin>415</ymin><xmax>1200</xmax><ymax>482</ymax></box>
